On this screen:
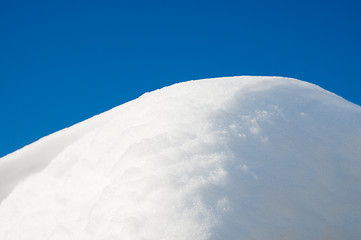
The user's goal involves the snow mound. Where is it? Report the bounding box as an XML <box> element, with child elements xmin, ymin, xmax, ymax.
<box><xmin>1</xmin><ymin>76</ymin><xmax>361</xmax><ymax>240</ymax></box>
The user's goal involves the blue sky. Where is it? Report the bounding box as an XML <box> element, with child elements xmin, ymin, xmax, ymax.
<box><xmin>1</xmin><ymin>0</ymin><xmax>360</xmax><ymax>157</ymax></box>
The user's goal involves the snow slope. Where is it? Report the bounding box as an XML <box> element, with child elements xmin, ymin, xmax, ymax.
<box><xmin>0</xmin><ymin>76</ymin><xmax>361</xmax><ymax>240</ymax></box>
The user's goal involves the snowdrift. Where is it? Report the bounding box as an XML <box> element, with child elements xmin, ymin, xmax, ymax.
<box><xmin>0</xmin><ymin>76</ymin><xmax>361</xmax><ymax>239</ymax></box>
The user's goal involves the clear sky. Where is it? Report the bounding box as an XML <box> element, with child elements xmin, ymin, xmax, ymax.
<box><xmin>1</xmin><ymin>0</ymin><xmax>360</xmax><ymax>157</ymax></box>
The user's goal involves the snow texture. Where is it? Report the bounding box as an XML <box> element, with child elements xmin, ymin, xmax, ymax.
<box><xmin>0</xmin><ymin>76</ymin><xmax>361</xmax><ymax>240</ymax></box>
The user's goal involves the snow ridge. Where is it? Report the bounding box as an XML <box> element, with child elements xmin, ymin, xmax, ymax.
<box><xmin>0</xmin><ymin>76</ymin><xmax>360</xmax><ymax>239</ymax></box>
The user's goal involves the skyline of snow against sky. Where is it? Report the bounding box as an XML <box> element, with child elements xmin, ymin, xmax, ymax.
<box><xmin>1</xmin><ymin>0</ymin><xmax>361</xmax><ymax>157</ymax></box>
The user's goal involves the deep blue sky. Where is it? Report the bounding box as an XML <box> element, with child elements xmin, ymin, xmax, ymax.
<box><xmin>1</xmin><ymin>0</ymin><xmax>360</xmax><ymax>157</ymax></box>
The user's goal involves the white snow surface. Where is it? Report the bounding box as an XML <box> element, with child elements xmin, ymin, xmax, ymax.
<box><xmin>1</xmin><ymin>76</ymin><xmax>361</xmax><ymax>240</ymax></box>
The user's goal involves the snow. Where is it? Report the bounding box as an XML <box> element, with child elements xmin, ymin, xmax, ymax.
<box><xmin>0</xmin><ymin>76</ymin><xmax>361</xmax><ymax>239</ymax></box>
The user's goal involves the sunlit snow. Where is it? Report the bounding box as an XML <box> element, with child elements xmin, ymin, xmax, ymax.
<box><xmin>0</xmin><ymin>76</ymin><xmax>361</xmax><ymax>239</ymax></box>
